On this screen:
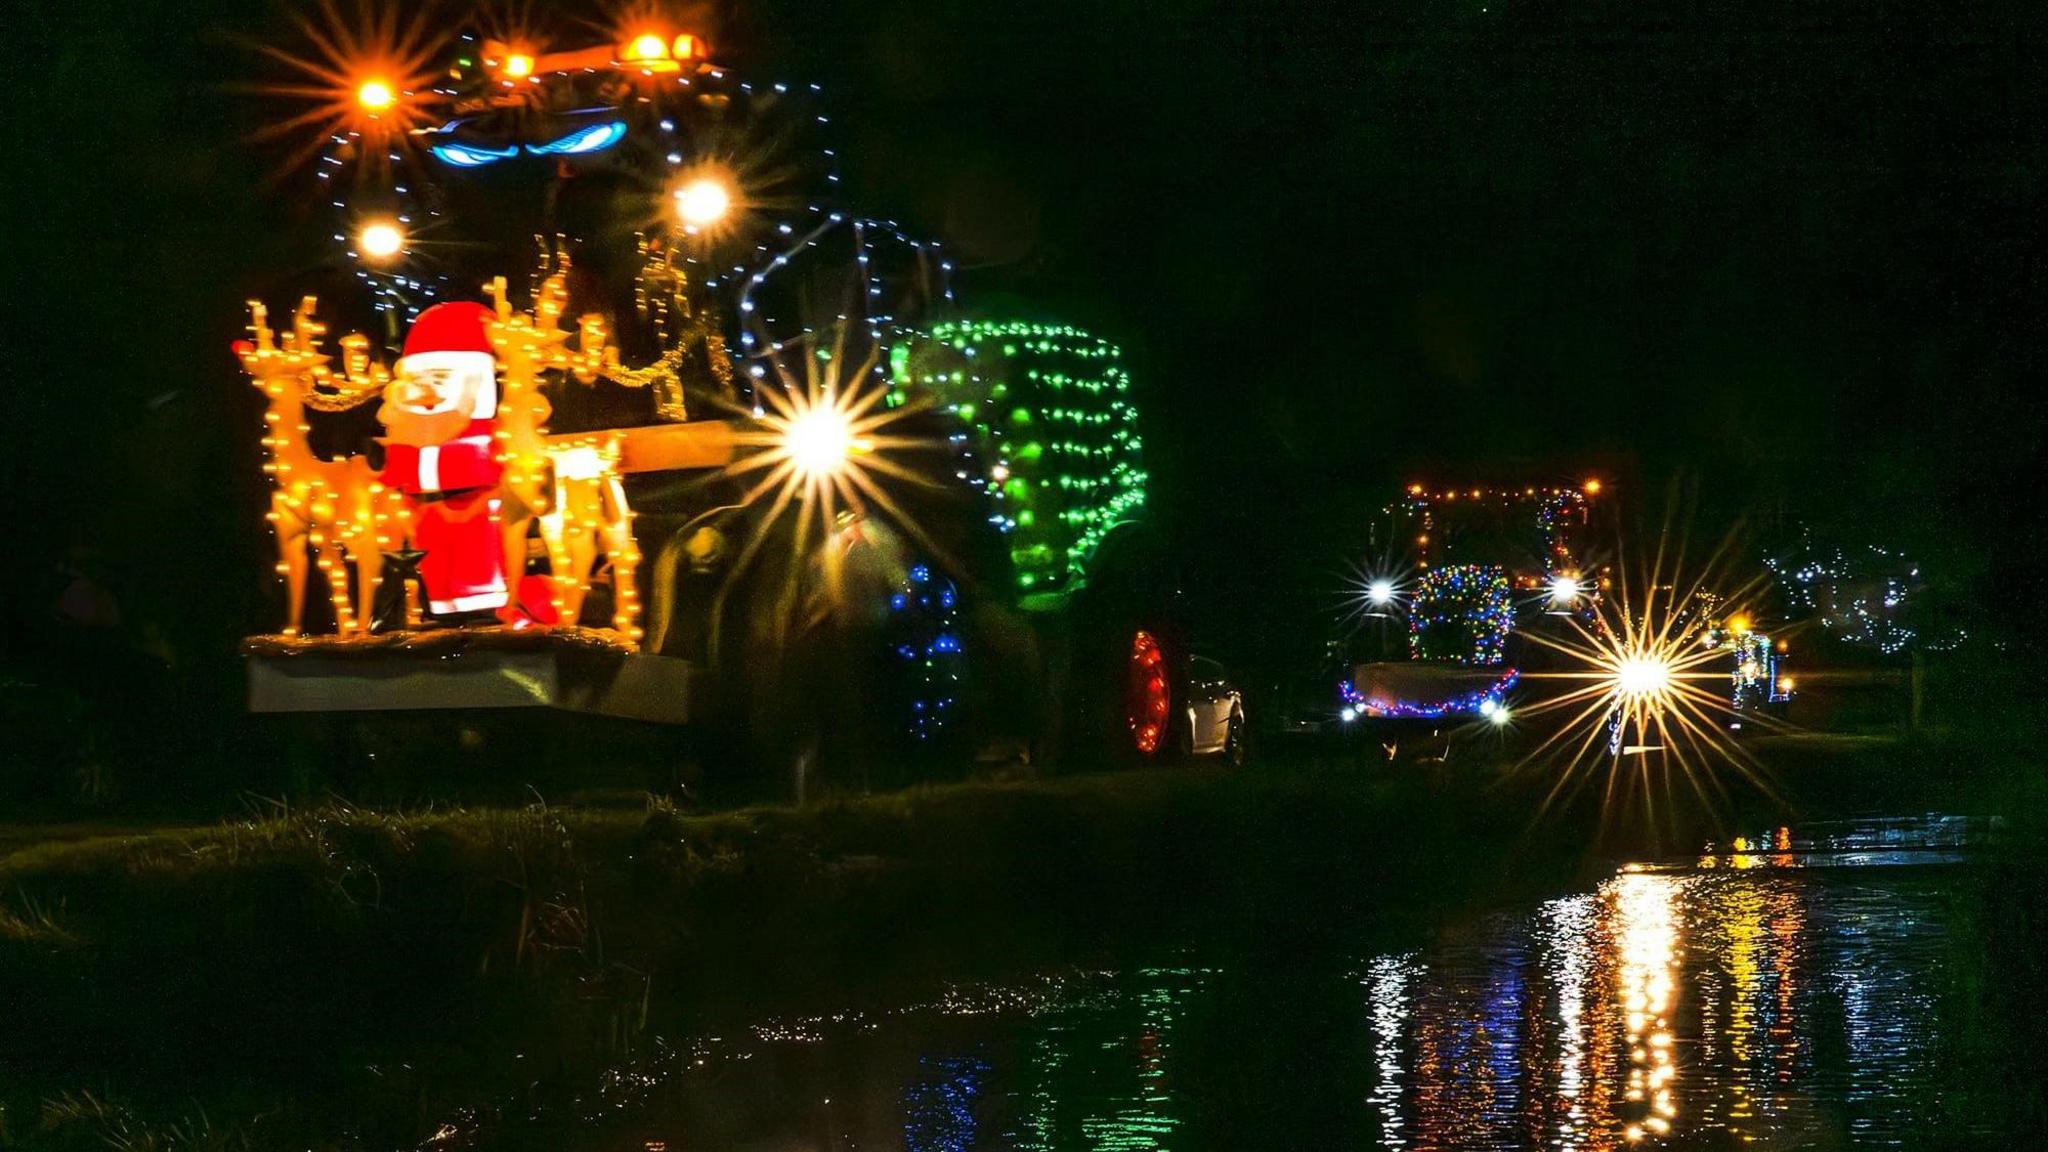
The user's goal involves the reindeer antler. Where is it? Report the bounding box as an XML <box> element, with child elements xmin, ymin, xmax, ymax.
<box><xmin>237</xmin><ymin>299</ymin><xmax>326</xmax><ymax>384</ymax></box>
<box><xmin>333</xmin><ymin>333</ymin><xmax>392</xmax><ymax>396</ymax></box>
<box><xmin>235</xmin><ymin>297</ymin><xmax>382</xmax><ymax>410</ymax></box>
<box><xmin>286</xmin><ymin>296</ymin><xmax>326</xmax><ymax>353</ymax></box>
<box><xmin>247</xmin><ymin>300</ymin><xmax>275</xmax><ymax>353</ymax></box>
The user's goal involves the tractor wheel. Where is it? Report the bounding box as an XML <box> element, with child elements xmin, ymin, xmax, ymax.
<box><xmin>1122</xmin><ymin>626</ymin><xmax>1178</xmax><ymax>763</ymax></box>
<box><xmin>1056</xmin><ymin>612</ymin><xmax>1186</xmax><ymax>771</ymax></box>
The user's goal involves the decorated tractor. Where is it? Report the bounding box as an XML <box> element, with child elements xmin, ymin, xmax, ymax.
<box><xmin>233</xmin><ymin>10</ymin><xmax>1198</xmax><ymax>796</ymax></box>
<box><xmin>1341</xmin><ymin>481</ymin><xmax>1611</xmax><ymax>729</ymax></box>
<box><xmin>1699</xmin><ymin>611</ymin><xmax>1796</xmax><ymax>726</ymax></box>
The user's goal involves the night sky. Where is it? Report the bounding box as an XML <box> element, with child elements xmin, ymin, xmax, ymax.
<box><xmin>9</xmin><ymin>0</ymin><xmax>2046</xmax><ymax>679</ymax></box>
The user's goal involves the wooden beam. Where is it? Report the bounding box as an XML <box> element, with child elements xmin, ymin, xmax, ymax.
<box><xmin>549</xmin><ymin>420</ymin><xmax>746</xmax><ymax>474</ymax></box>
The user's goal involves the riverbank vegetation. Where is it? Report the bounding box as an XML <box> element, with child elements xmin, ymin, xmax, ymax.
<box><xmin>0</xmin><ymin>758</ymin><xmax>1577</xmax><ymax>1147</ymax></box>
<box><xmin>0</xmin><ymin>726</ymin><xmax>2038</xmax><ymax>1147</ymax></box>
<box><xmin>0</xmin><ymin>733</ymin><xmax>2018</xmax><ymax>990</ymax></box>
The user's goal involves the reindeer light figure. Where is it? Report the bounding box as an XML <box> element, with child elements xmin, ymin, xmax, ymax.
<box><xmin>236</xmin><ymin>298</ymin><xmax>410</xmax><ymax>636</ymax></box>
<box><xmin>486</xmin><ymin>270</ymin><xmax>643</xmax><ymax>641</ymax></box>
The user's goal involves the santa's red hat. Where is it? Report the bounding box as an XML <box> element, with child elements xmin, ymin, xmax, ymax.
<box><xmin>400</xmin><ymin>302</ymin><xmax>498</xmax><ymax>418</ymax></box>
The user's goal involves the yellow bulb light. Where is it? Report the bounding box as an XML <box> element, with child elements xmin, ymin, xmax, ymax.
<box><xmin>356</xmin><ymin>79</ymin><xmax>396</xmax><ymax>112</ymax></box>
<box><xmin>357</xmin><ymin>221</ymin><xmax>405</xmax><ymax>261</ymax></box>
<box><xmin>625</xmin><ymin>33</ymin><xmax>671</xmax><ymax>63</ymax></box>
<box><xmin>502</xmin><ymin>53</ymin><xmax>535</xmax><ymax>78</ymax></box>
<box><xmin>674</xmin><ymin>177</ymin><xmax>732</xmax><ymax>231</ymax></box>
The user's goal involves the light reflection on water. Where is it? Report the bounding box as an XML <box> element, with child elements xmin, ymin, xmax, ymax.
<box><xmin>437</xmin><ymin>817</ymin><xmax>1998</xmax><ymax>1149</ymax></box>
<box><xmin>1351</xmin><ymin>825</ymin><xmax>1977</xmax><ymax>1149</ymax></box>
<box><xmin>1363</xmin><ymin>954</ymin><xmax>1419</xmax><ymax>1147</ymax></box>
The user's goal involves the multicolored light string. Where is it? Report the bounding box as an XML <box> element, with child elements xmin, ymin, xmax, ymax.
<box><xmin>1725</xmin><ymin>631</ymin><xmax>1792</xmax><ymax>713</ymax></box>
<box><xmin>1408</xmin><ymin>565</ymin><xmax>1515</xmax><ymax>665</ymax></box>
<box><xmin>1392</xmin><ymin>483</ymin><xmax>1596</xmax><ymax>576</ymax></box>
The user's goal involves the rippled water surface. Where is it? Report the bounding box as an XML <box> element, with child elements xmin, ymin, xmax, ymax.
<box><xmin>409</xmin><ymin>814</ymin><xmax>2014</xmax><ymax>1150</ymax></box>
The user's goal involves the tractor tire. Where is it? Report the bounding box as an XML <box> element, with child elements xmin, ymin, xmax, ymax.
<box><xmin>1056</xmin><ymin>523</ymin><xmax>1190</xmax><ymax>771</ymax></box>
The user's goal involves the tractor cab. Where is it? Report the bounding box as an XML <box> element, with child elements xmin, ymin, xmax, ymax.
<box><xmin>1343</xmin><ymin>481</ymin><xmax>1609</xmax><ymax>724</ymax></box>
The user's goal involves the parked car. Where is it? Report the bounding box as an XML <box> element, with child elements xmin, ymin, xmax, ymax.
<box><xmin>1181</xmin><ymin>656</ymin><xmax>1247</xmax><ymax>764</ymax></box>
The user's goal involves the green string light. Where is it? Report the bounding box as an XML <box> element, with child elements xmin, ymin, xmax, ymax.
<box><xmin>896</xmin><ymin>320</ymin><xmax>1147</xmax><ymax>591</ymax></box>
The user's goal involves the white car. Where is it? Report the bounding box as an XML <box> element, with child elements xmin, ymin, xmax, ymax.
<box><xmin>1182</xmin><ymin>656</ymin><xmax>1247</xmax><ymax>764</ymax></box>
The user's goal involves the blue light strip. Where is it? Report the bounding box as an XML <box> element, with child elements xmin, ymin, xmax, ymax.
<box><xmin>526</xmin><ymin>121</ymin><xmax>626</xmax><ymax>155</ymax></box>
<box><xmin>430</xmin><ymin>142</ymin><xmax>518</xmax><ymax>168</ymax></box>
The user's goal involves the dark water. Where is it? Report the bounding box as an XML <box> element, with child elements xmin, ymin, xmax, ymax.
<box><xmin>413</xmin><ymin>814</ymin><xmax>2012</xmax><ymax>1150</ymax></box>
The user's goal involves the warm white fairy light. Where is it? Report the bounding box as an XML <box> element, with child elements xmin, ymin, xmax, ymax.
<box><xmin>235</xmin><ymin>298</ymin><xmax>409</xmax><ymax>637</ymax></box>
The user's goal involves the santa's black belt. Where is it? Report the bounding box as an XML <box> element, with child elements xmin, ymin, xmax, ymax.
<box><xmin>409</xmin><ymin>486</ymin><xmax>491</xmax><ymax>505</ymax></box>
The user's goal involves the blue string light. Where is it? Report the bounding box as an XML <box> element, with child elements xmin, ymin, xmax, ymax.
<box><xmin>888</xmin><ymin>564</ymin><xmax>965</xmax><ymax>741</ymax></box>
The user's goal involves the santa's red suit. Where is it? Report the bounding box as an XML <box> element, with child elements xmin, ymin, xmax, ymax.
<box><xmin>380</xmin><ymin>303</ymin><xmax>509</xmax><ymax>616</ymax></box>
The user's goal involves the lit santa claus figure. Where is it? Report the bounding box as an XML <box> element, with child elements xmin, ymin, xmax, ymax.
<box><xmin>378</xmin><ymin>302</ymin><xmax>509</xmax><ymax>618</ymax></box>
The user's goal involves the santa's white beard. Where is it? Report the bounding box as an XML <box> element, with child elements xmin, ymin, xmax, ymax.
<box><xmin>378</xmin><ymin>402</ymin><xmax>475</xmax><ymax>448</ymax></box>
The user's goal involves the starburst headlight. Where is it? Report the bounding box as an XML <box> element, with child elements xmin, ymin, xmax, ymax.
<box><xmin>719</xmin><ymin>348</ymin><xmax>937</xmax><ymax>621</ymax></box>
<box><xmin>784</xmin><ymin>406</ymin><xmax>858</xmax><ymax>479</ymax></box>
<box><xmin>1512</xmin><ymin>540</ymin><xmax>1783</xmax><ymax>817</ymax></box>
<box><xmin>1616</xmin><ymin>656</ymin><xmax>1672</xmax><ymax>698</ymax></box>
<box><xmin>528</xmin><ymin>121</ymin><xmax>626</xmax><ymax>156</ymax></box>
<box><xmin>431</xmin><ymin>141</ymin><xmax>518</xmax><ymax>168</ymax></box>
<box><xmin>250</xmin><ymin>1</ymin><xmax>443</xmax><ymax>161</ymax></box>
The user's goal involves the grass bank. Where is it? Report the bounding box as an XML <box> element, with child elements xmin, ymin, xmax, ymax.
<box><xmin>0</xmin><ymin>761</ymin><xmax>1596</xmax><ymax>1089</ymax></box>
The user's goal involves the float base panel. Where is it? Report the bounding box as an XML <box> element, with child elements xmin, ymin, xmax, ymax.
<box><xmin>247</xmin><ymin>649</ymin><xmax>705</xmax><ymax>725</ymax></box>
